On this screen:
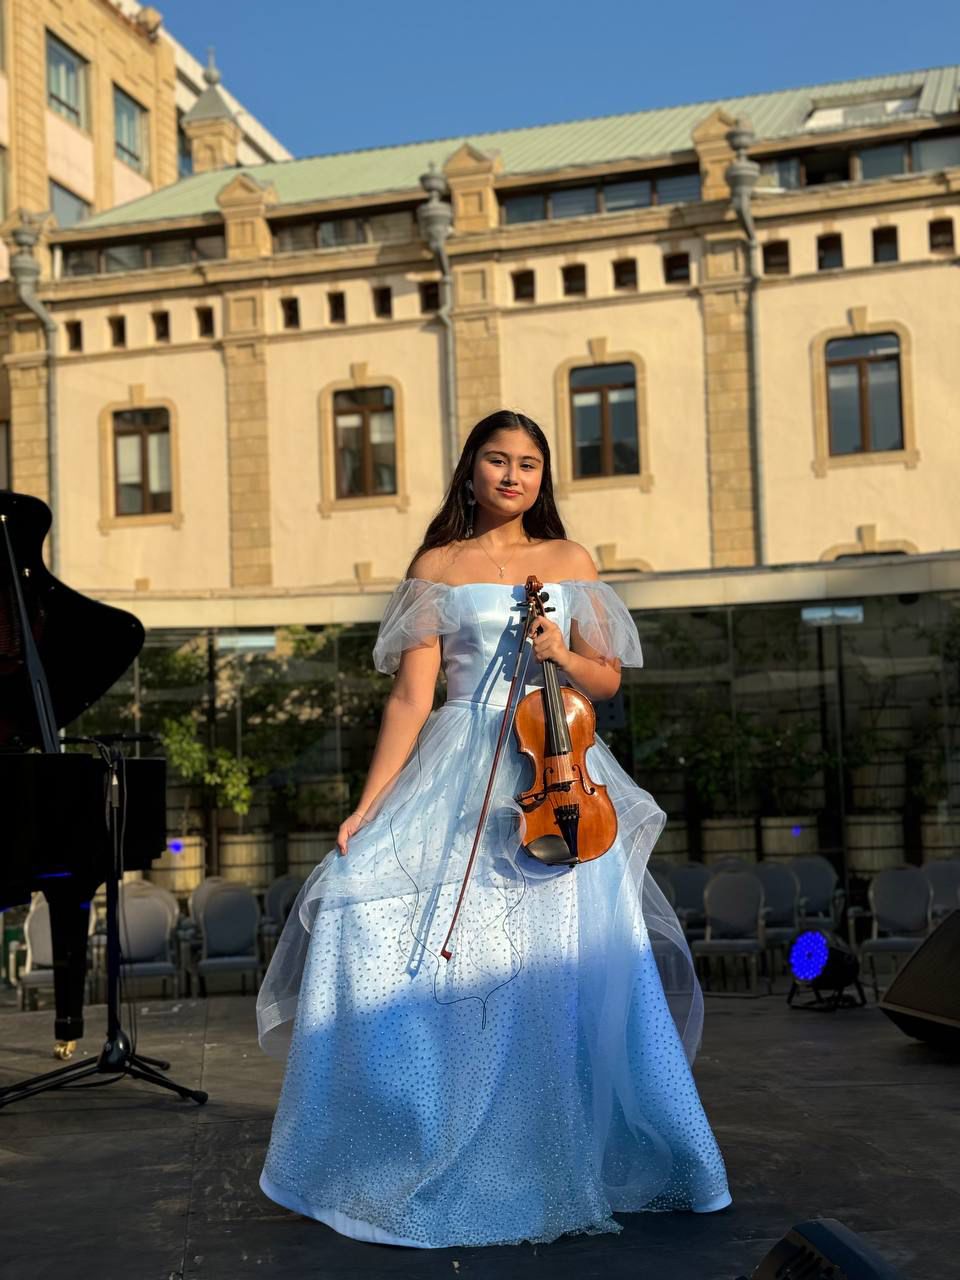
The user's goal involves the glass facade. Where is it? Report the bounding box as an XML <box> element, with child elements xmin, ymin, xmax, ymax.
<box><xmin>71</xmin><ymin>589</ymin><xmax>960</xmax><ymax>904</ymax></box>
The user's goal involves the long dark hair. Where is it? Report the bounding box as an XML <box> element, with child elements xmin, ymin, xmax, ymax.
<box><xmin>405</xmin><ymin>409</ymin><xmax>567</xmax><ymax>577</ymax></box>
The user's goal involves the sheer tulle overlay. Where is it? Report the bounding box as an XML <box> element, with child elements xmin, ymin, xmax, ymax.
<box><xmin>257</xmin><ymin>580</ymin><xmax>731</xmax><ymax>1246</ymax></box>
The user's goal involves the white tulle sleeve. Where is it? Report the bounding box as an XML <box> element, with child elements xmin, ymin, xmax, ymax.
<box><xmin>566</xmin><ymin>580</ymin><xmax>644</xmax><ymax>667</ymax></box>
<box><xmin>371</xmin><ymin>578</ymin><xmax>462</xmax><ymax>675</ymax></box>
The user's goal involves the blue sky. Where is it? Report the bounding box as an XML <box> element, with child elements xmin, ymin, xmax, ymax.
<box><xmin>162</xmin><ymin>0</ymin><xmax>958</xmax><ymax>158</ymax></box>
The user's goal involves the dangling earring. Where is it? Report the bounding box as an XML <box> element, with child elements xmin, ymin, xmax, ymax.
<box><xmin>465</xmin><ymin>480</ymin><xmax>476</xmax><ymax>538</ymax></box>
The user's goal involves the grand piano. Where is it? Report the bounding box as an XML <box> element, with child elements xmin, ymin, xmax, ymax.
<box><xmin>1</xmin><ymin>490</ymin><xmax>166</xmax><ymax>1052</ymax></box>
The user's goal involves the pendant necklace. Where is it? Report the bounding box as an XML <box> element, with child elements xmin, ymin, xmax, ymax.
<box><xmin>475</xmin><ymin>533</ymin><xmax>526</xmax><ymax>579</ymax></box>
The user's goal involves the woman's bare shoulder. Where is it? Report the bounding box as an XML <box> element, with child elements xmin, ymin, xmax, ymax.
<box><xmin>552</xmin><ymin>540</ymin><xmax>599</xmax><ymax>582</ymax></box>
<box><xmin>406</xmin><ymin>546</ymin><xmax>452</xmax><ymax>584</ymax></box>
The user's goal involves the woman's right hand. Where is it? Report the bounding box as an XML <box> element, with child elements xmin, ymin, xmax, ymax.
<box><xmin>336</xmin><ymin>809</ymin><xmax>367</xmax><ymax>856</ymax></box>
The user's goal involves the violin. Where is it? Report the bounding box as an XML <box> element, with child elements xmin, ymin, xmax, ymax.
<box><xmin>513</xmin><ymin>575</ymin><xmax>618</xmax><ymax>867</ymax></box>
<box><xmin>440</xmin><ymin>574</ymin><xmax>617</xmax><ymax>959</ymax></box>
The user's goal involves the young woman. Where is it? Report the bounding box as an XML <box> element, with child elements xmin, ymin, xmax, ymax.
<box><xmin>257</xmin><ymin>409</ymin><xmax>731</xmax><ymax>1248</ymax></box>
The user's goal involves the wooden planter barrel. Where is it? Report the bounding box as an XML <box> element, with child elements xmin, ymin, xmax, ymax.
<box><xmin>219</xmin><ymin>834</ymin><xmax>277</xmax><ymax>891</ymax></box>
<box><xmin>701</xmin><ymin>817</ymin><xmax>756</xmax><ymax>865</ymax></box>
<box><xmin>148</xmin><ymin>835</ymin><xmax>206</xmax><ymax>896</ymax></box>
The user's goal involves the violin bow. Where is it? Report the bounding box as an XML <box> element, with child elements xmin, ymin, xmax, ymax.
<box><xmin>439</xmin><ymin>587</ymin><xmax>541</xmax><ymax>961</ymax></box>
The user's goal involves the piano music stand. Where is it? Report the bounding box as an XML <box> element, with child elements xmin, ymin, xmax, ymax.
<box><xmin>0</xmin><ymin>739</ymin><xmax>207</xmax><ymax>1108</ymax></box>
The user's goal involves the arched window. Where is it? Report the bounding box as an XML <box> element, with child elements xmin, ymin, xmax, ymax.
<box><xmin>825</xmin><ymin>333</ymin><xmax>903</xmax><ymax>456</ymax></box>
<box><xmin>568</xmin><ymin>362</ymin><xmax>639</xmax><ymax>478</ymax></box>
<box><xmin>334</xmin><ymin>386</ymin><xmax>396</xmax><ymax>497</ymax></box>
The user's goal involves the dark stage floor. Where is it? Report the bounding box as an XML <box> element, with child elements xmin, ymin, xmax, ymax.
<box><xmin>0</xmin><ymin>985</ymin><xmax>956</xmax><ymax>1280</ymax></box>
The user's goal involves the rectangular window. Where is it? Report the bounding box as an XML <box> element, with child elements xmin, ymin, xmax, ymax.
<box><xmin>758</xmin><ymin>156</ymin><xmax>802</xmax><ymax>190</ymax></box>
<box><xmin>108</xmin><ymin>316</ymin><xmax>126</xmax><ymax>348</ymax></box>
<box><xmin>826</xmin><ymin>333</ymin><xmax>903</xmax><ymax>456</ymax></box>
<box><xmin>193</xmin><ymin>233</ymin><xmax>226</xmax><ymax>261</ymax></box>
<box><xmin>551</xmin><ymin>187</ymin><xmax>598</xmax><ymax>219</ymax></box>
<box><xmin>803</xmin><ymin>150</ymin><xmax>850</xmax><ymax>186</ymax></box>
<box><xmin>562</xmin><ymin>264</ymin><xmax>587</xmax><ymax>297</ymax></box>
<box><xmin>65</xmin><ymin>320</ymin><xmax>83</xmax><ymax>352</ymax></box>
<box><xmin>872</xmin><ymin>227</ymin><xmax>898</xmax><ymax>264</ymax></box>
<box><xmin>281</xmin><ymin>297</ymin><xmax>301</xmax><ymax>330</ymax></box>
<box><xmin>113</xmin><ymin>408</ymin><xmax>172</xmax><ymax>515</ymax></box>
<box><xmin>196</xmin><ymin>306</ymin><xmax>215</xmax><ymax>338</ymax></box>
<box><xmin>328</xmin><ymin>292</ymin><xmax>346</xmax><ymax>324</ymax></box>
<box><xmin>333</xmin><ymin>386</ymin><xmax>396</xmax><ymax>498</ymax></box>
<box><xmin>63</xmin><ymin>248</ymin><xmax>99</xmax><ymax>277</ymax></box>
<box><xmin>663</xmin><ymin>252</ymin><xmax>690</xmax><ymax>284</ymax></box>
<box><xmin>929</xmin><ymin>218</ymin><xmax>955</xmax><ymax>252</ymax></box>
<box><xmin>114</xmin><ymin>86</ymin><xmax>148</xmax><ymax>173</ymax></box>
<box><xmin>603</xmin><ymin>179</ymin><xmax>652</xmax><ymax>211</ymax></box>
<box><xmin>817</xmin><ymin>233</ymin><xmax>843</xmax><ymax>271</ymax></box>
<box><xmin>911</xmin><ymin>134</ymin><xmax>960</xmax><ymax>173</ymax></box>
<box><xmin>150</xmin><ymin>238</ymin><xmax>194</xmax><ymax>268</ymax></box>
<box><xmin>49</xmin><ymin>180</ymin><xmax>90</xmax><ymax>228</ymax></box>
<box><xmin>318</xmin><ymin>218</ymin><xmax>366</xmax><ymax>247</ymax></box>
<box><xmin>512</xmin><ymin>269</ymin><xmax>535</xmax><ymax>302</ymax></box>
<box><xmin>502</xmin><ymin>193</ymin><xmax>547</xmax><ymax>225</ymax></box>
<box><xmin>612</xmin><ymin>258</ymin><xmax>638</xmax><ymax>290</ymax></box>
<box><xmin>569</xmin><ymin>363</ymin><xmax>639</xmax><ymax>478</ymax></box>
<box><xmin>152</xmin><ymin>311</ymin><xmax>170</xmax><ymax>343</ymax></box>
<box><xmin>373</xmin><ymin>285</ymin><xmax>393</xmax><ymax>319</ymax></box>
<box><xmin>419</xmin><ymin>281</ymin><xmax>441</xmax><ymax>312</ymax></box>
<box><xmin>762</xmin><ymin>241</ymin><xmax>790</xmax><ymax>275</ymax></box>
<box><xmin>274</xmin><ymin>222</ymin><xmax>317</xmax><ymax>254</ymax></box>
<box><xmin>46</xmin><ymin>32</ymin><xmax>88</xmax><ymax>129</ymax></box>
<box><xmin>656</xmin><ymin>172</ymin><xmax>702</xmax><ymax>204</ymax></box>
<box><xmin>0</xmin><ymin>421</ymin><xmax>9</xmax><ymax>490</ymax></box>
<box><xmin>104</xmin><ymin>242</ymin><xmax>146</xmax><ymax>273</ymax></box>
<box><xmin>858</xmin><ymin>143</ymin><xmax>908</xmax><ymax>180</ymax></box>
<box><xmin>177</xmin><ymin>108</ymin><xmax>193</xmax><ymax>179</ymax></box>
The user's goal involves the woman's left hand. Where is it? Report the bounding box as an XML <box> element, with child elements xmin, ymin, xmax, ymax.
<box><xmin>529</xmin><ymin>614</ymin><xmax>571</xmax><ymax>669</ymax></box>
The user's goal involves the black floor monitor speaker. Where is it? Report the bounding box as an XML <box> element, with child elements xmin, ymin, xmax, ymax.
<box><xmin>879</xmin><ymin>909</ymin><xmax>960</xmax><ymax>1051</ymax></box>
<box><xmin>744</xmin><ymin>1217</ymin><xmax>904</xmax><ymax>1279</ymax></box>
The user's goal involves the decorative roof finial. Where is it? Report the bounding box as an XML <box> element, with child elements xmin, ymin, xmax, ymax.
<box><xmin>204</xmin><ymin>47</ymin><xmax>222</xmax><ymax>87</ymax></box>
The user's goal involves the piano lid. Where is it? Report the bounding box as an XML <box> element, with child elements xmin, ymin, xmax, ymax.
<box><xmin>0</xmin><ymin>492</ymin><xmax>145</xmax><ymax>749</ymax></box>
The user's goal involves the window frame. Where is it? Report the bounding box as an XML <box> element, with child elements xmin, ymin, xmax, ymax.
<box><xmin>372</xmin><ymin>285</ymin><xmax>393</xmax><ymax>319</ymax></box>
<box><xmin>499</xmin><ymin>168</ymin><xmax>702</xmax><ymax>225</ymax></box>
<box><xmin>929</xmin><ymin>217</ymin><xmax>955</xmax><ymax>252</ymax></box>
<box><xmin>62</xmin><ymin>232</ymin><xmax>227</xmax><ymax>277</ymax></box>
<box><xmin>332</xmin><ymin>385</ymin><xmax>397</xmax><ymax>500</ymax></box>
<box><xmin>511</xmin><ymin>269</ymin><xmax>535</xmax><ymax>302</ymax></box>
<box><xmin>762</xmin><ymin>240</ymin><xmax>790</xmax><ymax>275</ymax></box>
<box><xmin>195</xmin><ymin>305</ymin><xmax>215</xmax><ymax>339</ymax></box>
<box><xmin>328</xmin><ymin>292</ymin><xmax>347</xmax><ymax>324</ymax></box>
<box><xmin>824</xmin><ymin>333</ymin><xmax>904</xmax><ymax>458</ymax></box>
<box><xmin>114</xmin><ymin>84</ymin><xmax>149</xmax><ymax>174</ymax></box>
<box><xmin>872</xmin><ymin>226</ymin><xmax>899</xmax><ymax>264</ymax></box>
<box><xmin>280</xmin><ymin>297</ymin><xmax>301</xmax><ymax>330</ymax></box>
<box><xmin>46</xmin><ymin>31</ymin><xmax>88</xmax><ymax>130</ymax></box>
<box><xmin>568</xmin><ymin>362</ymin><xmax>640</xmax><ymax>480</ymax></box>
<box><xmin>112</xmin><ymin>407</ymin><xmax>173</xmax><ymax>518</ymax></box>
<box><xmin>817</xmin><ymin>233</ymin><xmax>844</xmax><ymax>271</ymax></box>
<box><xmin>612</xmin><ymin>258</ymin><xmax>638</xmax><ymax>290</ymax></box>
<box><xmin>419</xmin><ymin>280</ymin><xmax>441</xmax><ymax>313</ymax></box>
<box><xmin>561</xmin><ymin>264</ymin><xmax>587</xmax><ymax>297</ymax></box>
<box><xmin>663</xmin><ymin>252</ymin><xmax>691</xmax><ymax>284</ymax></box>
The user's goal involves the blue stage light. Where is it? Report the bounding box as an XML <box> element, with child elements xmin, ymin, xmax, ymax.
<box><xmin>789</xmin><ymin>930</ymin><xmax>830</xmax><ymax>981</ymax></box>
<box><xmin>168</xmin><ymin>839</ymin><xmax>184</xmax><ymax>854</ymax></box>
<box><xmin>787</xmin><ymin>929</ymin><xmax>865</xmax><ymax>1011</ymax></box>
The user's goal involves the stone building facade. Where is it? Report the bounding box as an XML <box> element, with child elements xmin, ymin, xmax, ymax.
<box><xmin>1</xmin><ymin>62</ymin><xmax>958</xmax><ymax>632</ymax></box>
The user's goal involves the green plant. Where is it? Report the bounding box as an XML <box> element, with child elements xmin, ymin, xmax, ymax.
<box><xmin>161</xmin><ymin>714</ymin><xmax>253</xmax><ymax>831</ymax></box>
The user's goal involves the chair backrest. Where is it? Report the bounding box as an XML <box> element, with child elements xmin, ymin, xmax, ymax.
<box><xmin>753</xmin><ymin>863</ymin><xmax>801</xmax><ymax>926</ymax></box>
<box><xmin>921</xmin><ymin>859</ymin><xmax>960</xmax><ymax>914</ymax></box>
<box><xmin>201</xmin><ymin>886</ymin><xmax>260</xmax><ymax>958</ymax></box>
<box><xmin>710</xmin><ymin>856</ymin><xmax>750</xmax><ymax>872</ymax></box>
<box><xmin>670</xmin><ymin>863</ymin><xmax>711</xmax><ymax>912</ymax></box>
<box><xmin>648</xmin><ymin>866</ymin><xmax>677</xmax><ymax>907</ymax></box>
<box><xmin>264</xmin><ymin>874</ymin><xmax>303</xmax><ymax>925</ymax></box>
<box><xmin>869</xmin><ymin>867</ymin><xmax>932</xmax><ymax>937</ymax></box>
<box><xmin>189</xmin><ymin>876</ymin><xmax>227</xmax><ymax>922</ymax></box>
<box><xmin>704</xmin><ymin>871</ymin><xmax>764</xmax><ymax>940</ymax></box>
<box><xmin>24</xmin><ymin>897</ymin><xmax>54</xmax><ymax>969</ymax></box>
<box><xmin>121</xmin><ymin>881</ymin><xmax>180</xmax><ymax>930</ymax></box>
<box><xmin>788</xmin><ymin>854</ymin><xmax>838</xmax><ymax>915</ymax></box>
<box><xmin>118</xmin><ymin>893</ymin><xmax>172</xmax><ymax>963</ymax></box>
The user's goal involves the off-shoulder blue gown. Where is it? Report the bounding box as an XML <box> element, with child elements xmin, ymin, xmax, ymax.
<box><xmin>257</xmin><ymin>580</ymin><xmax>731</xmax><ymax>1246</ymax></box>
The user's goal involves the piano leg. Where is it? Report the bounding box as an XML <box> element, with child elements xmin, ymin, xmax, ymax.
<box><xmin>42</xmin><ymin>882</ymin><xmax>93</xmax><ymax>1046</ymax></box>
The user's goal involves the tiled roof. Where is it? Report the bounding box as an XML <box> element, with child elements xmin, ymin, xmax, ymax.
<box><xmin>79</xmin><ymin>64</ymin><xmax>960</xmax><ymax>230</ymax></box>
